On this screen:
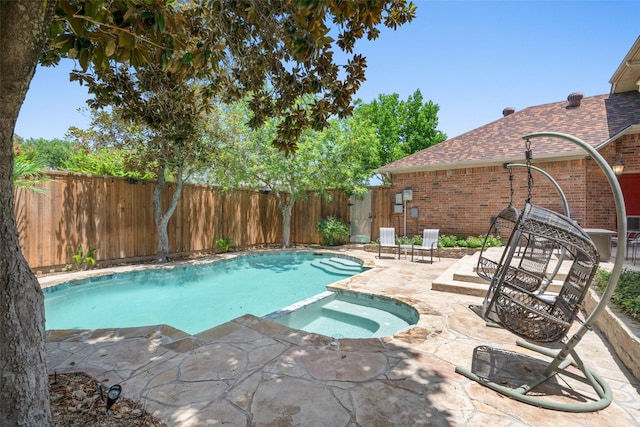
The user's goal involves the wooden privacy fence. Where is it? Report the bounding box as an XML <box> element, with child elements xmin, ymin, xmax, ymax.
<box><xmin>14</xmin><ymin>172</ymin><xmax>391</xmax><ymax>271</ymax></box>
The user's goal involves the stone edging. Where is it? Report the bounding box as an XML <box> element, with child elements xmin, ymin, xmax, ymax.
<box><xmin>583</xmin><ymin>288</ymin><xmax>640</xmax><ymax>381</ymax></box>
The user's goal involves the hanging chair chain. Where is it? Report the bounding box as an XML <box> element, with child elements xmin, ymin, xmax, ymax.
<box><xmin>525</xmin><ymin>138</ymin><xmax>533</xmax><ymax>203</ymax></box>
<box><xmin>508</xmin><ymin>165</ymin><xmax>514</xmax><ymax>206</ymax></box>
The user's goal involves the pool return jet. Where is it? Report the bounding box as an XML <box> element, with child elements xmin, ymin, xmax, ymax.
<box><xmin>455</xmin><ymin>132</ymin><xmax>626</xmax><ymax>412</ymax></box>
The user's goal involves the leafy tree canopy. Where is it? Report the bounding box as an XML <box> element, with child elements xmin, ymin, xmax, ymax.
<box><xmin>14</xmin><ymin>136</ymin><xmax>75</xmax><ymax>170</ymax></box>
<box><xmin>44</xmin><ymin>0</ymin><xmax>417</xmax><ymax>152</ymax></box>
<box><xmin>353</xmin><ymin>89</ymin><xmax>447</xmax><ymax>167</ymax></box>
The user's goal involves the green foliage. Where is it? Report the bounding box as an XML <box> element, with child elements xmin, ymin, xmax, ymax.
<box><xmin>12</xmin><ymin>157</ymin><xmax>53</xmax><ymax>194</ymax></box>
<box><xmin>62</xmin><ymin>146</ymin><xmax>155</xmax><ymax>180</ymax></box>
<box><xmin>71</xmin><ymin>246</ymin><xmax>96</xmax><ymax>270</ymax></box>
<box><xmin>43</xmin><ymin>0</ymin><xmax>417</xmax><ymax>153</ymax></box>
<box><xmin>396</xmin><ymin>235</ymin><xmax>422</xmax><ymax>245</ymax></box>
<box><xmin>16</xmin><ymin>137</ymin><xmax>75</xmax><ymax>169</ymax></box>
<box><xmin>213</xmin><ymin>100</ymin><xmax>380</xmax><ymax>194</ymax></box>
<box><xmin>594</xmin><ymin>269</ymin><xmax>640</xmax><ymax>321</ymax></box>
<box><xmin>317</xmin><ymin>216</ymin><xmax>350</xmax><ymax>246</ymax></box>
<box><xmin>463</xmin><ymin>236</ymin><xmax>484</xmax><ymax>248</ymax></box>
<box><xmin>485</xmin><ymin>235</ymin><xmax>504</xmax><ymax>247</ymax></box>
<box><xmin>437</xmin><ymin>235</ymin><xmax>502</xmax><ymax>248</ymax></box>
<box><xmin>438</xmin><ymin>235</ymin><xmax>459</xmax><ymax>248</ymax></box>
<box><xmin>211</xmin><ymin>100</ymin><xmax>381</xmax><ymax>247</ymax></box>
<box><xmin>215</xmin><ymin>237</ymin><xmax>233</xmax><ymax>253</ymax></box>
<box><xmin>352</xmin><ymin>89</ymin><xmax>447</xmax><ymax>168</ymax></box>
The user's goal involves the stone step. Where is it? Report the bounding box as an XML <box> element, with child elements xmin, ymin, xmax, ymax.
<box><xmin>432</xmin><ymin>253</ymin><xmax>565</xmax><ymax>296</ymax></box>
<box><xmin>311</xmin><ymin>260</ymin><xmax>358</xmax><ymax>276</ymax></box>
<box><xmin>322</xmin><ymin>257</ymin><xmax>362</xmax><ymax>270</ymax></box>
<box><xmin>431</xmin><ymin>277</ymin><xmax>490</xmax><ymax>298</ymax></box>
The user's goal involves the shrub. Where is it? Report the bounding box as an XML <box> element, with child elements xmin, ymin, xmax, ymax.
<box><xmin>594</xmin><ymin>268</ymin><xmax>640</xmax><ymax>321</ymax></box>
<box><xmin>438</xmin><ymin>234</ymin><xmax>503</xmax><ymax>249</ymax></box>
<box><xmin>215</xmin><ymin>237</ymin><xmax>233</xmax><ymax>252</ymax></box>
<box><xmin>439</xmin><ymin>235</ymin><xmax>458</xmax><ymax>248</ymax></box>
<box><xmin>396</xmin><ymin>235</ymin><xmax>419</xmax><ymax>245</ymax></box>
<box><xmin>482</xmin><ymin>235</ymin><xmax>503</xmax><ymax>248</ymax></box>
<box><xmin>71</xmin><ymin>246</ymin><xmax>96</xmax><ymax>270</ymax></box>
<box><xmin>317</xmin><ymin>216</ymin><xmax>350</xmax><ymax>246</ymax></box>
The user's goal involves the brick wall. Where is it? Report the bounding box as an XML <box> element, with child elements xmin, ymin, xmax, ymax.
<box><xmin>619</xmin><ymin>133</ymin><xmax>640</xmax><ymax>172</ymax></box>
<box><xmin>387</xmin><ymin>136</ymin><xmax>629</xmax><ymax>238</ymax></box>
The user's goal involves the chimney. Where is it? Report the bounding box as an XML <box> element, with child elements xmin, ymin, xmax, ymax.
<box><xmin>567</xmin><ymin>92</ymin><xmax>583</xmax><ymax>108</ymax></box>
<box><xmin>502</xmin><ymin>107</ymin><xmax>515</xmax><ymax>117</ymax></box>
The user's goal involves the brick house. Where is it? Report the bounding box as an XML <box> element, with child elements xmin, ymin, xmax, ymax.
<box><xmin>377</xmin><ymin>36</ymin><xmax>640</xmax><ymax>240</ymax></box>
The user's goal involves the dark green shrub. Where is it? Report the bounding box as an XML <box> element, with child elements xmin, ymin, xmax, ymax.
<box><xmin>594</xmin><ymin>268</ymin><xmax>640</xmax><ymax>321</ymax></box>
<box><xmin>317</xmin><ymin>216</ymin><xmax>350</xmax><ymax>246</ymax></box>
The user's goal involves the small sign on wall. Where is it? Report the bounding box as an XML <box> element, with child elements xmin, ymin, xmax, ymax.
<box><xmin>411</xmin><ymin>207</ymin><xmax>419</xmax><ymax>218</ymax></box>
<box><xmin>394</xmin><ymin>204</ymin><xmax>403</xmax><ymax>213</ymax></box>
<box><xmin>395</xmin><ymin>193</ymin><xmax>403</xmax><ymax>204</ymax></box>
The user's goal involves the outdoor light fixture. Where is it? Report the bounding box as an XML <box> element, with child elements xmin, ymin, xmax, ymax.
<box><xmin>106</xmin><ymin>384</ymin><xmax>122</xmax><ymax>413</ymax></box>
<box><xmin>98</xmin><ymin>384</ymin><xmax>122</xmax><ymax>414</ymax></box>
<box><xmin>612</xmin><ymin>158</ymin><xmax>625</xmax><ymax>176</ymax></box>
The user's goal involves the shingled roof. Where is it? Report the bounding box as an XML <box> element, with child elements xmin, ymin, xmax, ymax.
<box><xmin>378</xmin><ymin>91</ymin><xmax>640</xmax><ymax>174</ymax></box>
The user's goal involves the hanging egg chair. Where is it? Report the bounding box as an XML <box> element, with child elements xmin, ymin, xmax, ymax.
<box><xmin>456</xmin><ymin>132</ymin><xmax>626</xmax><ymax>413</ymax></box>
<box><xmin>490</xmin><ymin>202</ymin><xmax>599</xmax><ymax>343</ymax></box>
<box><xmin>477</xmin><ymin>161</ymin><xmax>571</xmax><ymax>323</ymax></box>
<box><xmin>476</xmin><ymin>204</ymin><xmax>520</xmax><ymax>282</ymax></box>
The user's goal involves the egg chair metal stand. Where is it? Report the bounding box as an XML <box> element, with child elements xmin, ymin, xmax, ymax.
<box><xmin>456</xmin><ymin>132</ymin><xmax>627</xmax><ymax>412</ymax></box>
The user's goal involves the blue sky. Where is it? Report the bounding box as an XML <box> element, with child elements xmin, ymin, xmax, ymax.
<box><xmin>15</xmin><ymin>1</ymin><xmax>639</xmax><ymax>141</ymax></box>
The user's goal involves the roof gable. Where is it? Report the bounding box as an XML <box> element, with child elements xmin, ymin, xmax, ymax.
<box><xmin>379</xmin><ymin>92</ymin><xmax>640</xmax><ymax>173</ymax></box>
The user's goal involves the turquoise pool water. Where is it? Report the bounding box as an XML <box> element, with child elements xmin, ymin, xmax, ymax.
<box><xmin>268</xmin><ymin>291</ymin><xmax>418</xmax><ymax>338</ymax></box>
<box><xmin>44</xmin><ymin>252</ymin><xmax>365</xmax><ymax>335</ymax></box>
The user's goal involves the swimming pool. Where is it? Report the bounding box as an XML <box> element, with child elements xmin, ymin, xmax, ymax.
<box><xmin>44</xmin><ymin>252</ymin><xmax>366</xmax><ymax>335</ymax></box>
<box><xmin>267</xmin><ymin>291</ymin><xmax>418</xmax><ymax>338</ymax></box>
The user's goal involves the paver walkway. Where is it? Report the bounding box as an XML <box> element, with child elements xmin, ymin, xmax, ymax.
<box><xmin>45</xmin><ymin>250</ymin><xmax>640</xmax><ymax>426</ymax></box>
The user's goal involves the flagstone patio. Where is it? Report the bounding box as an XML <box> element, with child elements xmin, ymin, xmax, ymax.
<box><xmin>45</xmin><ymin>249</ymin><xmax>640</xmax><ymax>426</ymax></box>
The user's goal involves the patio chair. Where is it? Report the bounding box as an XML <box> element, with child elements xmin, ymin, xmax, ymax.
<box><xmin>377</xmin><ymin>227</ymin><xmax>400</xmax><ymax>259</ymax></box>
<box><xmin>611</xmin><ymin>230</ymin><xmax>637</xmax><ymax>260</ymax></box>
<box><xmin>630</xmin><ymin>234</ymin><xmax>640</xmax><ymax>265</ymax></box>
<box><xmin>411</xmin><ymin>229</ymin><xmax>440</xmax><ymax>263</ymax></box>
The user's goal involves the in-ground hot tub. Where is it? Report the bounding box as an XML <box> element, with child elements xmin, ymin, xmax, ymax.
<box><xmin>266</xmin><ymin>291</ymin><xmax>418</xmax><ymax>339</ymax></box>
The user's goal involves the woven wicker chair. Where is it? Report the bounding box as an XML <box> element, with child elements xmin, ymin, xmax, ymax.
<box><xmin>486</xmin><ymin>203</ymin><xmax>599</xmax><ymax>343</ymax></box>
<box><xmin>457</xmin><ymin>131</ymin><xmax>624</xmax><ymax>413</ymax></box>
<box><xmin>477</xmin><ymin>205</ymin><xmax>520</xmax><ymax>282</ymax></box>
<box><xmin>477</xmin><ymin>204</ymin><xmax>562</xmax><ymax>324</ymax></box>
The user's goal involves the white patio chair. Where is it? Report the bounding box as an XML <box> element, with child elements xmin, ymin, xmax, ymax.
<box><xmin>412</xmin><ymin>229</ymin><xmax>440</xmax><ymax>263</ymax></box>
<box><xmin>377</xmin><ymin>227</ymin><xmax>400</xmax><ymax>259</ymax></box>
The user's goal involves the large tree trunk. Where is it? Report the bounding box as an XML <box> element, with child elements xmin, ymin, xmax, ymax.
<box><xmin>153</xmin><ymin>162</ymin><xmax>185</xmax><ymax>261</ymax></box>
<box><xmin>0</xmin><ymin>2</ymin><xmax>55</xmax><ymax>425</ymax></box>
